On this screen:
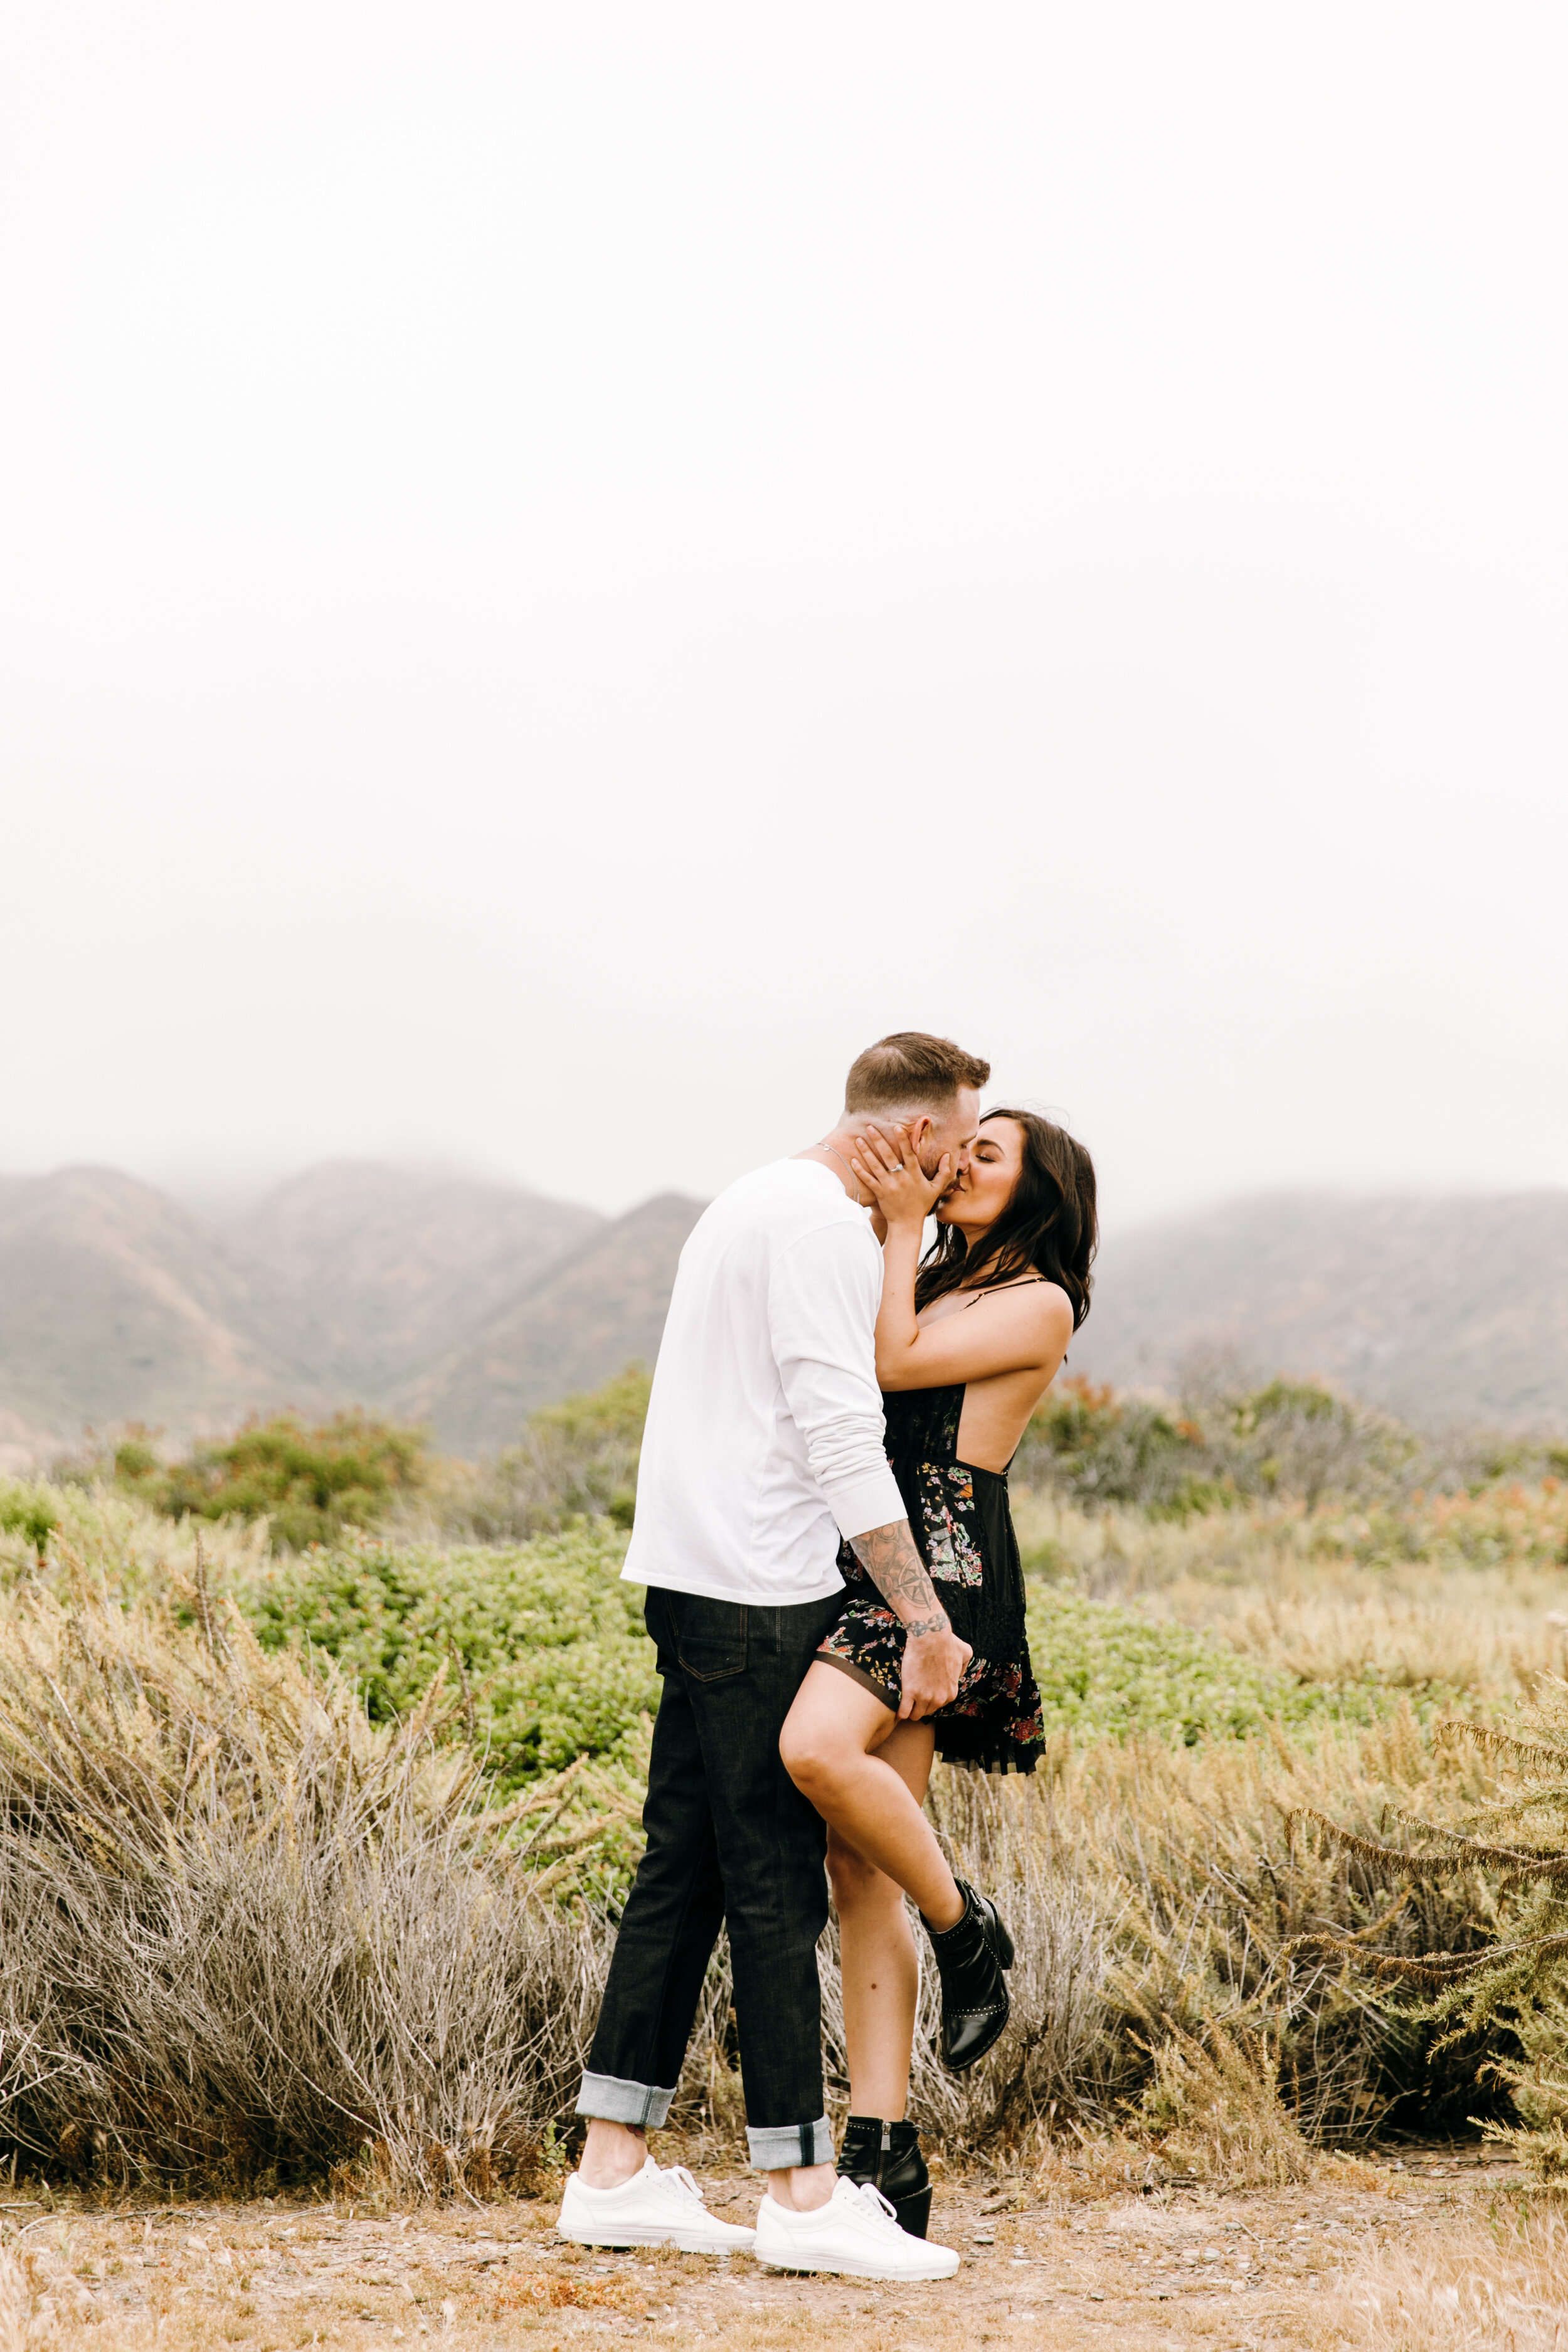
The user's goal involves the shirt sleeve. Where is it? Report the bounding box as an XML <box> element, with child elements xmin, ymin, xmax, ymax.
<box><xmin>768</xmin><ymin>1221</ymin><xmax>908</xmax><ymax>1541</ymax></box>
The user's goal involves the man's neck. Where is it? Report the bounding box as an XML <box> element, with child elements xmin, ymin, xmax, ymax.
<box><xmin>793</xmin><ymin>1128</ymin><xmax>869</xmax><ymax>1203</ymax></box>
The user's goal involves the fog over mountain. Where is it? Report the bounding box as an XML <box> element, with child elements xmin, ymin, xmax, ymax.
<box><xmin>0</xmin><ymin>1168</ymin><xmax>330</xmax><ymax>1466</ymax></box>
<box><xmin>6</xmin><ymin>8</ymin><xmax>1565</xmax><ymax>1242</ymax></box>
<box><xmin>1068</xmin><ymin>1191</ymin><xmax>1568</xmax><ymax>1433</ymax></box>
<box><xmin>1</xmin><ymin>1167</ymin><xmax>1565</xmax><ymax>1472</ymax></box>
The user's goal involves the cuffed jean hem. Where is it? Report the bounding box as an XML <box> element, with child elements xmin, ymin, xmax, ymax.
<box><xmin>575</xmin><ymin>2070</ymin><xmax>675</xmax><ymax>2130</ymax></box>
<box><xmin>747</xmin><ymin>2117</ymin><xmax>834</xmax><ymax>2170</ymax></box>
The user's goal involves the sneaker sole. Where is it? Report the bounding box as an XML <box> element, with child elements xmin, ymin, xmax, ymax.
<box><xmin>755</xmin><ymin>2247</ymin><xmax>960</xmax><ymax>2280</ymax></box>
<box><xmin>558</xmin><ymin>2224</ymin><xmax>756</xmax><ymax>2254</ymax></box>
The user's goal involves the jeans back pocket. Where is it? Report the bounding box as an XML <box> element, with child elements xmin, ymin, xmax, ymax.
<box><xmin>665</xmin><ymin>1592</ymin><xmax>748</xmax><ymax>1682</ymax></box>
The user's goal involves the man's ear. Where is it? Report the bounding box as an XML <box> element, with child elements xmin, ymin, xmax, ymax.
<box><xmin>906</xmin><ymin>1113</ymin><xmax>933</xmax><ymax>1158</ymax></box>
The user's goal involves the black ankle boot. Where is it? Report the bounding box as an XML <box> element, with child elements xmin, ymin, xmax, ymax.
<box><xmin>921</xmin><ymin>1878</ymin><xmax>1015</xmax><ymax>2072</ymax></box>
<box><xmin>837</xmin><ymin>2114</ymin><xmax>932</xmax><ymax>2238</ymax></box>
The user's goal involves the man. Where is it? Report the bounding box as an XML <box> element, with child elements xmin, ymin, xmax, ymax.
<box><xmin>555</xmin><ymin>1032</ymin><xmax>990</xmax><ymax>2280</ymax></box>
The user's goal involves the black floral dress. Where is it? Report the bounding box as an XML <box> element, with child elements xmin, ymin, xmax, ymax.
<box><xmin>817</xmin><ymin>1384</ymin><xmax>1045</xmax><ymax>1774</ymax></box>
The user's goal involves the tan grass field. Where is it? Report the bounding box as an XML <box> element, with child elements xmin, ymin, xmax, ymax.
<box><xmin>1012</xmin><ymin>1481</ymin><xmax>1568</xmax><ymax>1703</ymax></box>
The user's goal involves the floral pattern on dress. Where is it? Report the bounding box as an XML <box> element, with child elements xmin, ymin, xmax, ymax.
<box><xmin>941</xmin><ymin>1658</ymin><xmax>1043</xmax><ymax>1749</ymax></box>
<box><xmin>913</xmin><ymin>1461</ymin><xmax>985</xmax><ymax>1587</ymax></box>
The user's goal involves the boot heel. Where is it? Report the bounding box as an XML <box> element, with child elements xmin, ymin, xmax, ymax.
<box><xmin>976</xmin><ymin>1887</ymin><xmax>1014</xmax><ymax>1969</ymax></box>
<box><xmin>894</xmin><ymin>2185</ymin><xmax>932</xmax><ymax>2240</ymax></box>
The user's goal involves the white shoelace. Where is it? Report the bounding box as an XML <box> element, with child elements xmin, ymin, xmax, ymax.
<box><xmin>841</xmin><ymin>2180</ymin><xmax>902</xmax><ymax>2233</ymax></box>
<box><xmin>654</xmin><ymin>2163</ymin><xmax>708</xmax><ymax>2209</ymax></box>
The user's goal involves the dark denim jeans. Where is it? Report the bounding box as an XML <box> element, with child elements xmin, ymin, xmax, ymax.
<box><xmin>577</xmin><ymin>1584</ymin><xmax>844</xmax><ymax>2170</ymax></box>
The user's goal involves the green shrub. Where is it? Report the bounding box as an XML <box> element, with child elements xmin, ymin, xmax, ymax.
<box><xmin>127</xmin><ymin>1411</ymin><xmax>430</xmax><ymax>1550</ymax></box>
<box><xmin>1021</xmin><ymin>1577</ymin><xmax>1426</xmax><ymax>1747</ymax></box>
<box><xmin>238</xmin><ymin>1517</ymin><xmax>657</xmax><ymax>1789</ymax></box>
<box><xmin>0</xmin><ymin>1483</ymin><xmax>60</xmax><ymax>1565</ymax></box>
<box><xmin>1029</xmin><ymin>1586</ymin><xmax>1320</xmax><ymax>1745</ymax></box>
<box><xmin>1296</xmin><ymin>1678</ymin><xmax>1568</xmax><ymax>2179</ymax></box>
<box><xmin>1014</xmin><ymin>1379</ymin><xmax>1214</xmax><ymax>1513</ymax></box>
<box><xmin>1014</xmin><ymin>1372</ymin><xmax>1459</xmax><ymax>1514</ymax></box>
<box><xmin>523</xmin><ymin>1365</ymin><xmax>650</xmax><ymax>1528</ymax></box>
<box><xmin>1233</xmin><ymin>1377</ymin><xmax>1341</xmax><ymax>1428</ymax></box>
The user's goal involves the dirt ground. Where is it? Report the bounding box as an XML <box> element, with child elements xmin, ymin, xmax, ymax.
<box><xmin>1</xmin><ymin>2144</ymin><xmax>1560</xmax><ymax>2352</ymax></box>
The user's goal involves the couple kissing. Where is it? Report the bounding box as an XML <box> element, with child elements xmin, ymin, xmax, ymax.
<box><xmin>556</xmin><ymin>1030</ymin><xmax>1097</xmax><ymax>2280</ymax></box>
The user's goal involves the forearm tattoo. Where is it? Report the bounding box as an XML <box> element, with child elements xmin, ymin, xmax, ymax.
<box><xmin>849</xmin><ymin>1519</ymin><xmax>950</xmax><ymax>1636</ymax></box>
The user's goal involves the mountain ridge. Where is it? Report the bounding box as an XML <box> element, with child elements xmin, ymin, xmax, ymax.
<box><xmin>394</xmin><ymin>1190</ymin><xmax>707</xmax><ymax>1451</ymax></box>
<box><xmin>0</xmin><ymin>1166</ymin><xmax>331</xmax><ymax>1461</ymax></box>
<box><xmin>231</xmin><ymin>1160</ymin><xmax>604</xmax><ymax>1397</ymax></box>
<box><xmin>3</xmin><ymin>1168</ymin><xmax>1566</xmax><ymax>1469</ymax></box>
<box><xmin>1071</xmin><ymin>1187</ymin><xmax>1568</xmax><ymax>1431</ymax></box>
<box><xmin>0</xmin><ymin>1160</ymin><xmax>674</xmax><ymax>1467</ymax></box>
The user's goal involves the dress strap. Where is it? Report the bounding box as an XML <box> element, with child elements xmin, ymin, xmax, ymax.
<box><xmin>958</xmin><ymin>1278</ymin><xmax>1049</xmax><ymax>1309</ymax></box>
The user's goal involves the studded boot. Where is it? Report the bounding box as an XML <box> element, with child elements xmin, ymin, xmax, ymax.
<box><xmin>921</xmin><ymin>1877</ymin><xmax>1014</xmax><ymax>2072</ymax></box>
<box><xmin>837</xmin><ymin>2114</ymin><xmax>933</xmax><ymax>2239</ymax></box>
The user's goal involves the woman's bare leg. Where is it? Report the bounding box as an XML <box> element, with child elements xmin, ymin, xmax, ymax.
<box><xmin>826</xmin><ymin>1719</ymin><xmax>936</xmax><ymax>2120</ymax></box>
<box><xmin>780</xmin><ymin>1664</ymin><xmax>961</xmax><ymax>1926</ymax></box>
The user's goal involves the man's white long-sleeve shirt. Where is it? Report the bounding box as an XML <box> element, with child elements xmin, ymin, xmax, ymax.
<box><xmin>622</xmin><ymin>1157</ymin><xmax>906</xmax><ymax>1605</ymax></box>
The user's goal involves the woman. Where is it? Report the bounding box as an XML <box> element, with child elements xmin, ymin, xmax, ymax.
<box><xmin>779</xmin><ymin>1108</ymin><xmax>1096</xmax><ymax>2236</ymax></box>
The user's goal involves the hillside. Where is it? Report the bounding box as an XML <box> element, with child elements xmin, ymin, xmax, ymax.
<box><xmin>397</xmin><ymin>1192</ymin><xmax>706</xmax><ymax>1452</ymax></box>
<box><xmin>0</xmin><ymin>1167</ymin><xmax>327</xmax><ymax>1463</ymax></box>
<box><xmin>0</xmin><ymin>1162</ymin><xmax>696</xmax><ymax>1467</ymax></box>
<box><xmin>7</xmin><ymin>1166</ymin><xmax>1567</xmax><ymax>1465</ymax></box>
<box><xmin>1071</xmin><ymin>1190</ymin><xmax>1568</xmax><ymax>1431</ymax></box>
<box><xmin>233</xmin><ymin>1162</ymin><xmax>603</xmax><ymax>1397</ymax></box>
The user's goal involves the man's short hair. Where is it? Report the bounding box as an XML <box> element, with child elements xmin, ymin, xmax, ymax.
<box><xmin>844</xmin><ymin>1032</ymin><xmax>992</xmax><ymax>1115</ymax></box>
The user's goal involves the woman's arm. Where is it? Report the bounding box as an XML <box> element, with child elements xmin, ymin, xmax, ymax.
<box><xmin>875</xmin><ymin>1280</ymin><xmax>1074</xmax><ymax>1391</ymax></box>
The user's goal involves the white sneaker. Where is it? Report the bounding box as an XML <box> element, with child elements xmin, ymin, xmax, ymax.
<box><xmin>753</xmin><ymin>2176</ymin><xmax>961</xmax><ymax>2279</ymax></box>
<box><xmin>556</xmin><ymin>2156</ymin><xmax>756</xmax><ymax>2253</ymax></box>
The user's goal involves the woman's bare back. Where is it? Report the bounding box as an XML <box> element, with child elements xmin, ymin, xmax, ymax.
<box><xmin>916</xmin><ymin>1279</ymin><xmax>1072</xmax><ymax>1470</ymax></box>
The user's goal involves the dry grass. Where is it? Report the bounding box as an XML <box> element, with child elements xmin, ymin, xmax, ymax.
<box><xmin>0</xmin><ymin>1552</ymin><xmax>1512</xmax><ymax>2192</ymax></box>
<box><xmin>0</xmin><ymin>1480</ymin><xmax>277</xmax><ymax>1601</ymax></box>
<box><xmin>909</xmin><ymin>1708</ymin><xmax>1500</xmax><ymax>2152</ymax></box>
<box><xmin>0</xmin><ymin>1565</ymin><xmax>635</xmax><ymax>2195</ymax></box>
<box><xmin>1014</xmin><ymin>1486</ymin><xmax>1568</xmax><ymax>1712</ymax></box>
<box><xmin>1328</xmin><ymin>2203</ymin><xmax>1568</xmax><ymax>2347</ymax></box>
<box><xmin>1134</xmin><ymin>2018</ymin><xmax>1318</xmax><ymax>2189</ymax></box>
<box><xmin>661</xmin><ymin>1705</ymin><xmax>1503</xmax><ymax>2165</ymax></box>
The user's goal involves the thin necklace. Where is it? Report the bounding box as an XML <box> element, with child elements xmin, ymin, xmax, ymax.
<box><xmin>812</xmin><ymin>1140</ymin><xmax>866</xmax><ymax>1207</ymax></box>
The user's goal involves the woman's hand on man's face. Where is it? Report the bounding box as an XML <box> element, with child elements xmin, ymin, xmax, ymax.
<box><xmin>849</xmin><ymin>1123</ymin><xmax>953</xmax><ymax>1228</ymax></box>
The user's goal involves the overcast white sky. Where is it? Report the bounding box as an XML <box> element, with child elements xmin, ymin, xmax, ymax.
<box><xmin>3</xmin><ymin>2</ymin><xmax>1564</xmax><ymax>1225</ymax></box>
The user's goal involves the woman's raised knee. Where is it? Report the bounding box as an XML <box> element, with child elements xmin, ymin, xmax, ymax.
<box><xmin>778</xmin><ymin>1715</ymin><xmax>842</xmax><ymax>1797</ymax></box>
